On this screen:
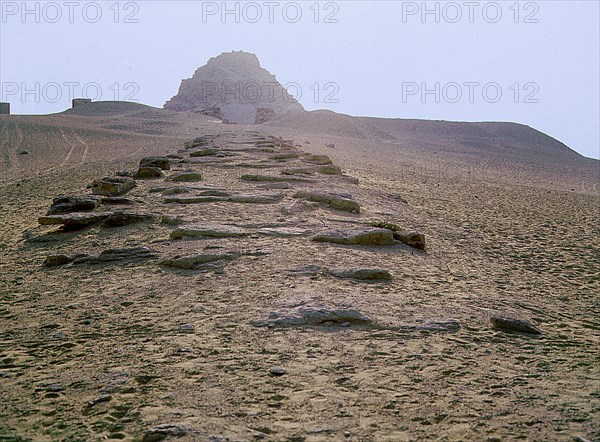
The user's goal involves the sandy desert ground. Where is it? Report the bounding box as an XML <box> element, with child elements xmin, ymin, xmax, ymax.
<box><xmin>0</xmin><ymin>103</ymin><xmax>598</xmax><ymax>441</ymax></box>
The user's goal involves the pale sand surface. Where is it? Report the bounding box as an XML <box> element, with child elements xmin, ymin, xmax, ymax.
<box><xmin>0</xmin><ymin>104</ymin><xmax>598</xmax><ymax>441</ymax></box>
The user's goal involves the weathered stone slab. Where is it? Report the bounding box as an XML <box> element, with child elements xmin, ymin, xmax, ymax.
<box><xmin>92</xmin><ymin>177</ymin><xmax>136</xmax><ymax>196</ymax></box>
<box><xmin>164</xmin><ymin>196</ymin><xmax>227</xmax><ymax>204</ymax></box>
<box><xmin>491</xmin><ymin>316</ymin><xmax>541</xmax><ymax>334</ymax></box>
<box><xmin>228</xmin><ymin>193</ymin><xmax>284</xmax><ymax>204</ymax></box>
<box><xmin>170</xmin><ymin>224</ymin><xmax>250</xmax><ymax>240</ymax></box>
<box><xmin>312</xmin><ymin>228</ymin><xmax>395</xmax><ymax>246</ymax></box>
<box><xmin>140</xmin><ymin>156</ymin><xmax>170</xmax><ymax>170</ymax></box>
<box><xmin>241</xmin><ymin>174</ymin><xmax>313</xmax><ymax>183</ymax></box>
<box><xmin>46</xmin><ymin>195</ymin><xmax>99</xmax><ymax>215</ymax></box>
<box><xmin>293</xmin><ymin>191</ymin><xmax>360</xmax><ymax>213</ymax></box>
<box><xmin>328</xmin><ymin>268</ymin><xmax>392</xmax><ymax>281</ymax></box>
<box><xmin>259</xmin><ymin>227</ymin><xmax>314</xmax><ymax>237</ymax></box>
<box><xmin>281</xmin><ymin>167</ymin><xmax>316</xmax><ymax>176</ymax></box>
<box><xmin>143</xmin><ymin>423</ymin><xmax>189</xmax><ymax>442</ymax></box>
<box><xmin>184</xmin><ymin>137</ymin><xmax>213</xmax><ymax>149</ymax></box>
<box><xmin>269</xmin><ymin>152</ymin><xmax>301</xmax><ymax>160</ymax></box>
<box><xmin>394</xmin><ymin>230</ymin><xmax>426</xmax><ymax>250</ymax></box>
<box><xmin>102</xmin><ymin>211</ymin><xmax>158</xmax><ymax>227</ymax></box>
<box><xmin>189</xmin><ymin>148</ymin><xmax>220</xmax><ymax>157</ymax></box>
<box><xmin>303</xmin><ymin>154</ymin><xmax>333</xmax><ymax>165</ymax></box>
<box><xmin>72</xmin><ymin>247</ymin><xmax>158</xmax><ymax>264</ymax></box>
<box><xmin>161</xmin><ymin>252</ymin><xmax>239</xmax><ymax>269</ymax></box>
<box><xmin>134</xmin><ymin>167</ymin><xmax>164</xmax><ymax>179</ymax></box>
<box><xmin>43</xmin><ymin>255</ymin><xmax>74</xmax><ymax>267</ymax></box>
<box><xmin>38</xmin><ymin>212</ymin><xmax>113</xmax><ymax>229</ymax></box>
<box><xmin>164</xmin><ymin>193</ymin><xmax>283</xmax><ymax>205</ymax></box>
<box><xmin>253</xmin><ymin>303</ymin><xmax>373</xmax><ymax>327</ymax></box>
<box><xmin>100</xmin><ymin>197</ymin><xmax>138</xmax><ymax>205</ymax></box>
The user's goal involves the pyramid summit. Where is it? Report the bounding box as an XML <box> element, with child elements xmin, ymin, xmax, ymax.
<box><xmin>164</xmin><ymin>50</ymin><xmax>305</xmax><ymax>124</ymax></box>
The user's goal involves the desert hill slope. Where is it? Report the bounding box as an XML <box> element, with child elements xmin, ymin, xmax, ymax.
<box><xmin>0</xmin><ymin>103</ymin><xmax>221</xmax><ymax>183</ymax></box>
<box><xmin>265</xmin><ymin>109</ymin><xmax>586</xmax><ymax>161</ymax></box>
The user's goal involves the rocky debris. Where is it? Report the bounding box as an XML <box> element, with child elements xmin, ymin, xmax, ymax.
<box><xmin>100</xmin><ymin>197</ymin><xmax>138</xmax><ymax>205</ymax></box>
<box><xmin>197</xmin><ymin>190</ymin><xmax>232</xmax><ymax>197</ymax></box>
<box><xmin>189</xmin><ymin>148</ymin><xmax>220</xmax><ymax>157</ymax></box>
<box><xmin>282</xmin><ymin>166</ymin><xmax>343</xmax><ymax>176</ymax></box>
<box><xmin>134</xmin><ymin>167</ymin><xmax>164</xmax><ymax>179</ymax></box>
<box><xmin>92</xmin><ymin>177</ymin><xmax>136</xmax><ymax>196</ymax></box>
<box><xmin>281</xmin><ymin>167</ymin><xmax>316</xmax><ymax>176</ymax></box>
<box><xmin>164</xmin><ymin>193</ymin><xmax>284</xmax><ymax>205</ymax></box>
<box><xmin>241</xmin><ymin>174</ymin><xmax>313</xmax><ymax>183</ymax></box>
<box><xmin>164</xmin><ymin>195</ymin><xmax>227</xmax><ymax>204</ymax></box>
<box><xmin>161</xmin><ymin>252</ymin><xmax>239</xmax><ymax>269</ymax></box>
<box><xmin>293</xmin><ymin>191</ymin><xmax>360</xmax><ymax>213</ymax></box>
<box><xmin>269</xmin><ymin>367</ymin><xmax>286</xmax><ymax>376</ymax></box>
<box><xmin>73</xmin><ymin>247</ymin><xmax>158</xmax><ymax>265</ymax></box>
<box><xmin>370</xmin><ymin>222</ymin><xmax>426</xmax><ymax>250</ymax></box>
<box><xmin>254</xmin><ymin>303</ymin><xmax>373</xmax><ymax>328</ymax></box>
<box><xmin>161</xmin><ymin>215</ymin><xmax>186</xmax><ymax>225</ymax></box>
<box><xmin>115</xmin><ymin>170</ymin><xmax>135</xmax><ymax>178</ymax></box>
<box><xmin>82</xmin><ymin>394</ymin><xmax>112</xmax><ymax>415</ymax></box>
<box><xmin>46</xmin><ymin>195</ymin><xmax>99</xmax><ymax>215</ymax></box>
<box><xmin>228</xmin><ymin>193</ymin><xmax>284</xmax><ymax>204</ymax></box>
<box><xmin>394</xmin><ymin>230</ymin><xmax>426</xmax><ymax>250</ymax></box>
<box><xmin>259</xmin><ymin>227</ymin><xmax>314</xmax><ymax>237</ymax></box>
<box><xmin>303</xmin><ymin>154</ymin><xmax>333</xmax><ymax>165</ymax></box>
<box><xmin>180</xmin><ymin>324</ymin><xmax>194</xmax><ymax>332</ymax></box>
<box><xmin>170</xmin><ymin>224</ymin><xmax>250</xmax><ymax>240</ymax></box>
<box><xmin>182</xmin><ymin>158</ymin><xmax>235</xmax><ymax>166</ymax></box>
<box><xmin>102</xmin><ymin>211</ymin><xmax>158</xmax><ymax>227</ymax></box>
<box><xmin>318</xmin><ymin>165</ymin><xmax>343</xmax><ymax>175</ymax></box>
<box><xmin>142</xmin><ymin>424</ymin><xmax>189</xmax><ymax>442</ymax></box>
<box><xmin>328</xmin><ymin>268</ymin><xmax>392</xmax><ymax>281</ymax></box>
<box><xmin>288</xmin><ymin>266</ymin><xmax>391</xmax><ymax>281</ymax></box>
<box><xmin>140</xmin><ymin>156</ymin><xmax>171</xmax><ymax>170</ymax></box>
<box><xmin>169</xmin><ymin>171</ymin><xmax>202</xmax><ymax>182</ymax></box>
<box><xmin>269</xmin><ymin>152</ymin><xmax>301</xmax><ymax>161</ymax></box>
<box><xmin>490</xmin><ymin>315</ymin><xmax>542</xmax><ymax>334</ymax></box>
<box><xmin>38</xmin><ymin>212</ymin><xmax>113</xmax><ymax>229</ymax></box>
<box><xmin>184</xmin><ymin>137</ymin><xmax>213</xmax><ymax>149</ymax></box>
<box><xmin>255</xmin><ymin>140</ymin><xmax>276</xmax><ymax>148</ymax></box>
<box><xmin>43</xmin><ymin>255</ymin><xmax>73</xmax><ymax>267</ymax></box>
<box><xmin>312</xmin><ymin>228</ymin><xmax>395</xmax><ymax>246</ymax></box>
<box><xmin>260</xmin><ymin>182</ymin><xmax>291</xmax><ymax>190</ymax></box>
<box><xmin>280</xmin><ymin>200</ymin><xmax>319</xmax><ymax>215</ymax></box>
<box><xmin>368</xmin><ymin>221</ymin><xmax>401</xmax><ymax>232</ymax></box>
<box><xmin>161</xmin><ymin>187</ymin><xmax>191</xmax><ymax>196</ymax></box>
<box><xmin>230</xmin><ymin>162</ymin><xmax>283</xmax><ymax>170</ymax></box>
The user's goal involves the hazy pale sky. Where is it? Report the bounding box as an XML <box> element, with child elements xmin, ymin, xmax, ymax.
<box><xmin>1</xmin><ymin>1</ymin><xmax>598</xmax><ymax>158</ymax></box>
